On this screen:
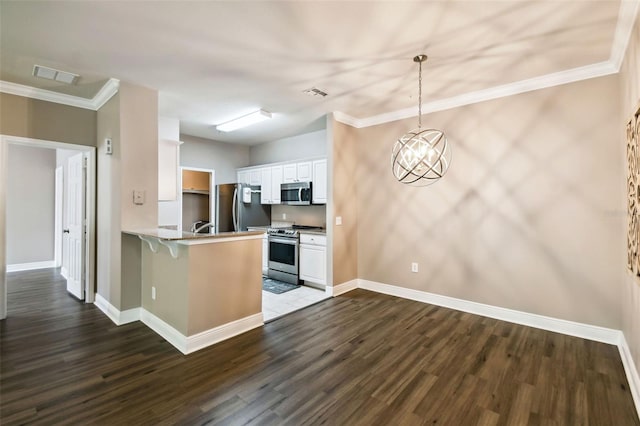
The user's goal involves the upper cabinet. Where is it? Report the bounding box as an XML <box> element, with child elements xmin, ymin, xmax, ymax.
<box><xmin>158</xmin><ymin>117</ymin><xmax>181</xmax><ymax>201</ymax></box>
<box><xmin>238</xmin><ymin>157</ymin><xmax>326</xmax><ymax>205</ymax></box>
<box><xmin>312</xmin><ymin>159</ymin><xmax>327</xmax><ymax>204</ymax></box>
<box><xmin>283</xmin><ymin>161</ymin><xmax>312</xmax><ymax>183</ymax></box>
<box><xmin>237</xmin><ymin>170</ymin><xmax>250</xmax><ymax>185</ymax></box>
<box><xmin>260</xmin><ymin>165</ymin><xmax>283</xmax><ymax>205</ymax></box>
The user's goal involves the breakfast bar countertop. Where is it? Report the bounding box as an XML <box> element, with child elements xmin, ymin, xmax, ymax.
<box><xmin>122</xmin><ymin>228</ymin><xmax>265</xmax><ymax>241</ymax></box>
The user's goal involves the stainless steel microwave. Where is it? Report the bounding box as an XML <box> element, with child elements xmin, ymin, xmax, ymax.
<box><xmin>281</xmin><ymin>181</ymin><xmax>312</xmax><ymax>205</ymax></box>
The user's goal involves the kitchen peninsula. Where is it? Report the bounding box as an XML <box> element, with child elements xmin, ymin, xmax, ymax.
<box><xmin>122</xmin><ymin>228</ymin><xmax>265</xmax><ymax>354</ymax></box>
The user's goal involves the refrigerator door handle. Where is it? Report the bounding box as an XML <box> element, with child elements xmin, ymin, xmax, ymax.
<box><xmin>232</xmin><ymin>187</ymin><xmax>238</xmax><ymax>231</ymax></box>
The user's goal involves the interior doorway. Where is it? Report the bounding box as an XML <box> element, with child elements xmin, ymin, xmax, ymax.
<box><xmin>1</xmin><ymin>135</ymin><xmax>96</xmax><ymax>319</ymax></box>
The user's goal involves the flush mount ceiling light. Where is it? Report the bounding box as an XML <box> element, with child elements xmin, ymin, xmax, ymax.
<box><xmin>32</xmin><ymin>64</ymin><xmax>79</xmax><ymax>84</ymax></box>
<box><xmin>391</xmin><ymin>55</ymin><xmax>451</xmax><ymax>186</ymax></box>
<box><xmin>216</xmin><ymin>109</ymin><xmax>272</xmax><ymax>132</ymax></box>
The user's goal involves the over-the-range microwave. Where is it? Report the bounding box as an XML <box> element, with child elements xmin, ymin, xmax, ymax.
<box><xmin>281</xmin><ymin>181</ymin><xmax>312</xmax><ymax>205</ymax></box>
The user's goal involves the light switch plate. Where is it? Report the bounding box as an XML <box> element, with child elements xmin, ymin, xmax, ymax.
<box><xmin>336</xmin><ymin>216</ymin><xmax>342</xmax><ymax>226</ymax></box>
<box><xmin>133</xmin><ymin>190</ymin><xmax>145</xmax><ymax>205</ymax></box>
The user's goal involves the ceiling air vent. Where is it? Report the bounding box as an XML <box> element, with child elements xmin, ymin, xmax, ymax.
<box><xmin>32</xmin><ymin>65</ymin><xmax>79</xmax><ymax>84</ymax></box>
<box><xmin>303</xmin><ymin>87</ymin><xmax>328</xmax><ymax>98</ymax></box>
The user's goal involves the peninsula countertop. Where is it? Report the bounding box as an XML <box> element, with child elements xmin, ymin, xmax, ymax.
<box><xmin>122</xmin><ymin>228</ymin><xmax>265</xmax><ymax>241</ymax></box>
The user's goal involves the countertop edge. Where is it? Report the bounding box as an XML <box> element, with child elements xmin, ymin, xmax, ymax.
<box><xmin>123</xmin><ymin>228</ymin><xmax>266</xmax><ymax>241</ymax></box>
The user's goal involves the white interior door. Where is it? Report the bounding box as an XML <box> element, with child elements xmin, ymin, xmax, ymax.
<box><xmin>66</xmin><ymin>153</ymin><xmax>85</xmax><ymax>300</ymax></box>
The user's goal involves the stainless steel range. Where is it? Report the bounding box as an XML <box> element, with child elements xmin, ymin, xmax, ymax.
<box><xmin>267</xmin><ymin>225</ymin><xmax>323</xmax><ymax>284</ymax></box>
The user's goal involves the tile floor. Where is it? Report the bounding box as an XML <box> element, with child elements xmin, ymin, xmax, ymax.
<box><xmin>262</xmin><ymin>284</ymin><xmax>328</xmax><ymax>321</ymax></box>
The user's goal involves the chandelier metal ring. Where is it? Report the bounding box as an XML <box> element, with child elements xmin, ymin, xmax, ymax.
<box><xmin>391</xmin><ymin>54</ymin><xmax>452</xmax><ymax>186</ymax></box>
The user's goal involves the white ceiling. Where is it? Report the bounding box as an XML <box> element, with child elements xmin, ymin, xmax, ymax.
<box><xmin>0</xmin><ymin>1</ymin><xmax>636</xmax><ymax>145</ymax></box>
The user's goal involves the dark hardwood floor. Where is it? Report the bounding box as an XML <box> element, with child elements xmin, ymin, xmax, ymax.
<box><xmin>1</xmin><ymin>269</ymin><xmax>638</xmax><ymax>425</ymax></box>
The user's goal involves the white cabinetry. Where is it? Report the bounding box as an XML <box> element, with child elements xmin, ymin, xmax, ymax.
<box><xmin>249</xmin><ymin>169</ymin><xmax>262</xmax><ymax>186</ymax></box>
<box><xmin>260</xmin><ymin>166</ymin><xmax>283</xmax><ymax>205</ymax></box>
<box><xmin>299</xmin><ymin>233</ymin><xmax>326</xmax><ymax>286</ymax></box>
<box><xmin>283</xmin><ymin>161</ymin><xmax>312</xmax><ymax>183</ymax></box>
<box><xmin>261</xmin><ymin>167</ymin><xmax>272</xmax><ymax>204</ymax></box>
<box><xmin>297</xmin><ymin>161</ymin><xmax>312</xmax><ymax>182</ymax></box>
<box><xmin>283</xmin><ymin>164</ymin><xmax>297</xmax><ymax>183</ymax></box>
<box><xmin>237</xmin><ymin>170</ymin><xmax>250</xmax><ymax>185</ymax></box>
<box><xmin>312</xmin><ymin>159</ymin><xmax>327</xmax><ymax>204</ymax></box>
<box><xmin>271</xmin><ymin>165</ymin><xmax>282</xmax><ymax>204</ymax></box>
<box><xmin>158</xmin><ymin>138</ymin><xmax>180</xmax><ymax>201</ymax></box>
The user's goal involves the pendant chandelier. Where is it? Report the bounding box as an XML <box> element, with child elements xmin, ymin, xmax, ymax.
<box><xmin>391</xmin><ymin>54</ymin><xmax>451</xmax><ymax>186</ymax></box>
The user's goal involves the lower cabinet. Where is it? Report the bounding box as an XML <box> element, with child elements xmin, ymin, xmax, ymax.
<box><xmin>299</xmin><ymin>233</ymin><xmax>326</xmax><ymax>285</ymax></box>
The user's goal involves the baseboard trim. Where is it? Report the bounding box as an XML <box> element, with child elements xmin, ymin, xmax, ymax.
<box><xmin>140</xmin><ymin>309</ymin><xmax>264</xmax><ymax>355</ymax></box>
<box><xmin>185</xmin><ymin>313</ymin><xmax>264</xmax><ymax>354</ymax></box>
<box><xmin>619</xmin><ymin>333</ymin><xmax>640</xmax><ymax>415</ymax></box>
<box><xmin>358</xmin><ymin>280</ymin><xmax>620</xmax><ymax>345</ymax></box>
<box><xmin>327</xmin><ymin>279</ymin><xmax>358</xmax><ymax>297</ymax></box>
<box><xmin>94</xmin><ymin>293</ymin><xmax>141</xmax><ymax>326</ymax></box>
<box><xmin>140</xmin><ymin>309</ymin><xmax>188</xmax><ymax>354</ymax></box>
<box><xmin>7</xmin><ymin>260</ymin><xmax>56</xmax><ymax>272</ymax></box>
<box><xmin>60</xmin><ymin>266</ymin><xmax>68</xmax><ymax>279</ymax></box>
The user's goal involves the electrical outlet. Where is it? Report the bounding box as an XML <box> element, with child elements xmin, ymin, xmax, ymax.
<box><xmin>152</xmin><ymin>286</ymin><xmax>156</xmax><ymax>300</ymax></box>
<box><xmin>105</xmin><ymin>138</ymin><xmax>113</xmax><ymax>155</ymax></box>
<box><xmin>411</xmin><ymin>262</ymin><xmax>419</xmax><ymax>273</ymax></box>
<box><xmin>282</xmin><ymin>213</ymin><xmax>287</xmax><ymax>220</ymax></box>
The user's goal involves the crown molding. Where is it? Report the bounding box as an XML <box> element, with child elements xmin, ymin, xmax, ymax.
<box><xmin>334</xmin><ymin>0</ymin><xmax>639</xmax><ymax>130</ymax></box>
<box><xmin>610</xmin><ymin>0</ymin><xmax>640</xmax><ymax>71</ymax></box>
<box><xmin>91</xmin><ymin>78</ymin><xmax>120</xmax><ymax>110</ymax></box>
<box><xmin>0</xmin><ymin>78</ymin><xmax>119</xmax><ymax>111</ymax></box>
<box><xmin>340</xmin><ymin>60</ymin><xmax>618</xmax><ymax>129</ymax></box>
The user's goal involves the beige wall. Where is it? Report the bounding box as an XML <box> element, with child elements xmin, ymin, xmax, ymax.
<box><xmin>621</xmin><ymin>17</ymin><xmax>640</xmax><ymax>383</ymax></box>
<box><xmin>141</xmin><ymin>238</ymin><xmax>262</xmax><ymax>336</ymax></box>
<box><xmin>353</xmin><ymin>75</ymin><xmax>623</xmax><ymax>329</ymax></box>
<box><xmin>249</xmin><ymin>129</ymin><xmax>327</xmax><ymax>166</ymax></box>
<box><xmin>180</xmin><ymin>134</ymin><xmax>250</xmax><ymax>184</ymax></box>
<box><xmin>6</xmin><ymin>145</ymin><xmax>56</xmax><ymax>264</ymax></box>
<box><xmin>331</xmin><ymin>120</ymin><xmax>358</xmax><ymax>286</ymax></box>
<box><xmin>95</xmin><ymin>82</ymin><xmax>158</xmax><ymax>311</ymax></box>
<box><xmin>187</xmin><ymin>238</ymin><xmax>262</xmax><ymax>335</ymax></box>
<box><xmin>0</xmin><ymin>94</ymin><xmax>98</xmax><ymax>318</ymax></box>
<box><xmin>0</xmin><ymin>93</ymin><xmax>96</xmax><ymax>146</ymax></box>
<box><xmin>96</xmin><ymin>93</ymin><xmax>122</xmax><ymax>307</ymax></box>
<box><xmin>119</xmin><ymin>82</ymin><xmax>158</xmax><ymax>231</ymax></box>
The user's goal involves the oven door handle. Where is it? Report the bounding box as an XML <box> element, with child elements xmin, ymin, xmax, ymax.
<box><xmin>268</xmin><ymin>236</ymin><xmax>298</xmax><ymax>245</ymax></box>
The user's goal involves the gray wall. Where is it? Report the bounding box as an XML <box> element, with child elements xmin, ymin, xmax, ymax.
<box><xmin>249</xmin><ymin>129</ymin><xmax>327</xmax><ymax>165</ymax></box>
<box><xmin>7</xmin><ymin>144</ymin><xmax>56</xmax><ymax>264</ymax></box>
<box><xmin>180</xmin><ymin>134</ymin><xmax>250</xmax><ymax>184</ymax></box>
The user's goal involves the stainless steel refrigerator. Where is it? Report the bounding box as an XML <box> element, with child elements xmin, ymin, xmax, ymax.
<box><xmin>215</xmin><ymin>183</ymin><xmax>271</xmax><ymax>232</ymax></box>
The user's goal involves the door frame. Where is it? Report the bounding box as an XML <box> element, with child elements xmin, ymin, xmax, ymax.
<box><xmin>1</xmin><ymin>135</ymin><xmax>97</xmax><ymax>318</ymax></box>
<box><xmin>178</xmin><ymin>166</ymin><xmax>215</xmax><ymax>232</ymax></box>
<box><xmin>54</xmin><ymin>166</ymin><xmax>63</xmax><ymax>269</ymax></box>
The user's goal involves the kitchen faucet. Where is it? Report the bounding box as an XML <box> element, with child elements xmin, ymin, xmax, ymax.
<box><xmin>191</xmin><ymin>221</ymin><xmax>213</xmax><ymax>234</ymax></box>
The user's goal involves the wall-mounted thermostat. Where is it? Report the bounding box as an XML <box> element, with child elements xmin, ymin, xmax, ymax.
<box><xmin>105</xmin><ymin>138</ymin><xmax>113</xmax><ymax>155</ymax></box>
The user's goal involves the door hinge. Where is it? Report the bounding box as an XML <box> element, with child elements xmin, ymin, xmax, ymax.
<box><xmin>83</xmin><ymin>156</ymin><xmax>88</xmax><ymax>168</ymax></box>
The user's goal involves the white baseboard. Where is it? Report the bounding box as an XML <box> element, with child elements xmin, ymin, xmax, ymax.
<box><xmin>358</xmin><ymin>279</ymin><xmax>621</xmax><ymax>345</ymax></box>
<box><xmin>140</xmin><ymin>309</ymin><xmax>188</xmax><ymax>353</ymax></box>
<box><xmin>7</xmin><ymin>260</ymin><xmax>56</xmax><ymax>272</ymax></box>
<box><xmin>94</xmin><ymin>293</ymin><xmax>141</xmax><ymax>326</ymax></box>
<box><xmin>185</xmin><ymin>313</ymin><xmax>263</xmax><ymax>354</ymax></box>
<box><xmin>327</xmin><ymin>279</ymin><xmax>358</xmax><ymax>297</ymax></box>
<box><xmin>619</xmin><ymin>333</ymin><xmax>640</xmax><ymax>415</ymax></box>
<box><xmin>60</xmin><ymin>266</ymin><xmax>68</xmax><ymax>279</ymax></box>
<box><xmin>140</xmin><ymin>308</ymin><xmax>264</xmax><ymax>355</ymax></box>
